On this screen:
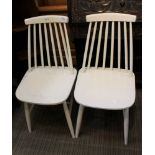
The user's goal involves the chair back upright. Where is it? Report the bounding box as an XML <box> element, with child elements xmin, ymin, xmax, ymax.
<box><xmin>25</xmin><ymin>15</ymin><xmax>73</xmax><ymax>70</ymax></box>
<box><xmin>82</xmin><ymin>13</ymin><xmax>136</xmax><ymax>71</ymax></box>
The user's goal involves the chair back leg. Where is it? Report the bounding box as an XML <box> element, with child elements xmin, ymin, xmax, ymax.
<box><xmin>24</xmin><ymin>103</ymin><xmax>31</xmax><ymax>133</ymax></box>
<box><xmin>75</xmin><ymin>105</ymin><xmax>85</xmax><ymax>138</ymax></box>
<box><xmin>63</xmin><ymin>102</ymin><xmax>75</xmax><ymax>138</ymax></box>
<box><xmin>123</xmin><ymin>108</ymin><xmax>129</xmax><ymax>145</ymax></box>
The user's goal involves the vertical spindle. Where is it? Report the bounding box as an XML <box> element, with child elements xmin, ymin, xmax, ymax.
<box><xmin>103</xmin><ymin>22</ymin><xmax>109</xmax><ymax>68</ymax></box>
<box><xmin>87</xmin><ymin>22</ymin><xmax>97</xmax><ymax>69</ymax></box>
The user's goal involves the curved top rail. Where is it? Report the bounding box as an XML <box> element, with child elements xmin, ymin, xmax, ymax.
<box><xmin>25</xmin><ymin>15</ymin><xmax>69</xmax><ymax>25</ymax></box>
<box><xmin>86</xmin><ymin>13</ymin><xmax>136</xmax><ymax>22</ymax></box>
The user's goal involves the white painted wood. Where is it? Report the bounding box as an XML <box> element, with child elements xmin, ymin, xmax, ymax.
<box><xmin>124</xmin><ymin>22</ymin><xmax>128</xmax><ymax>70</ymax></box>
<box><xmin>16</xmin><ymin>67</ymin><xmax>77</xmax><ymax>104</ymax></box>
<box><xmin>102</xmin><ymin>21</ymin><xmax>109</xmax><ymax>68</ymax></box>
<box><xmin>82</xmin><ymin>22</ymin><xmax>92</xmax><ymax>69</ymax></box>
<box><xmin>129</xmin><ymin>22</ymin><xmax>133</xmax><ymax>71</ymax></box>
<box><xmin>95</xmin><ymin>21</ymin><xmax>103</xmax><ymax>68</ymax></box>
<box><xmin>87</xmin><ymin>22</ymin><xmax>97</xmax><ymax>69</ymax></box>
<box><xmin>110</xmin><ymin>22</ymin><xmax>115</xmax><ymax>69</ymax></box>
<box><xmin>16</xmin><ymin>15</ymin><xmax>77</xmax><ymax>137</ymax></box>
<box><xmin>118</xmin><ymin>22</ymin><xmax>121</xmax><ymax>69</ymax></box>
<box><xmin>63</xmin><ymin>23</ymin><xmax>73</xmax><ymax>69</ymax></box>
<box><xmin>49</xmin><ymin>23</ymin><xmax>58</xmax><ymax>67</ymax></box>
<box><xmin>33</xmin><ymin>24</ymin><xmax>37</xmax><ymax>68</ymax></box>
<box><xmin>44</xmin><ymin>23</ymin><xmax>51</xmax><ymax>66</ymax></box>
<box><xmin>74</xmin><ymin>68</ymin><xmax>135</xmax><ymax>110</ymax></box>
<box><xmin>25</xmin><ymin>15</ymin><xmax>69</xmax><ymax>25</ymax></box>
<box><xmin>59</xmin><ymin>23</ymin><xmax>69</xmax><ymax>66</ymax></box>
<box><xmin>24</xmin><ymin>103</ymin><xmax>31</xmax><ymax>132</ymax></box>
<box><xmin>75</xmin><ymin>105</ymin><xmax>85</xmax><ymax>138</ymax></box>
<box><xmin>86</xmin><ymin>13</ymin><xmax>136</xmax><ymax>22</ymax></box>
<box><xmin>123</xmin><ymin>108</ymin><xmax>129</xmax><ymax>145</ymax></box>
<box><xmin>63</xmin><ymin>102</ymin><xmax>75</xmax><ymax>138</ymax></box>
<box><xmin>28</xmin><ymin>25</ymin><xmax>31</xmax><ymax>70</ymax></box>
<box><xmin>39</xmin><ymin>24</ymin><xmax>44</xmax><ymax>66</ymax></box>
<box><xmin>54</xmin><ymin>23</ymin><xmax>64</xmax><ymax>67</ymax></box>
<box><xmin>74</xmin><ymin>13</ymin><xmax>136</xmax><ymax>143</ymax></box>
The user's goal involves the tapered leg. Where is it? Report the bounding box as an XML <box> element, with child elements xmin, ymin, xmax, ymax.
<box><xmin>123</xmin><ymin>108</ymin><xmax>129</xmax><ymax>145</ymax></box>
<box><xmin>75</xmin><ymin>105</ymin><xmax>85</xmax><ymax>138</ymax></box>
<box><xmin>63</xmin><ymin>102</ymin><xmax>75</xmax><ymax>138</ymax></box>
<box><xmin>24</xmin><ymin>103</ymin><xmax>31</xmax><ymax>133</ymax></box>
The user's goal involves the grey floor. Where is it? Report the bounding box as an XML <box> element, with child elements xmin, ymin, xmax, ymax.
<box><xmin>13</xmin><ymin>89</ymin><xmax>141</xmax><ymax>155</ymax></box>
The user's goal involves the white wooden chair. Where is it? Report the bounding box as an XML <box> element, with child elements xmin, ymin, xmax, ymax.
<box><xmin>15</xmin><ymin>15</ymin><xmax>77</xmax><ymax>138</ymax></box>
<box><xmin>74</xmin><ymin>13</ymin><xmax>136</xmax><ymax>144</ymax></box>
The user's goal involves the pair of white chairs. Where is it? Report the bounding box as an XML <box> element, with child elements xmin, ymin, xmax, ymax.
<box><xmin>16</xmin><ymin>13</ymin><xmax>136</xmax><ymax>145</ymax></box>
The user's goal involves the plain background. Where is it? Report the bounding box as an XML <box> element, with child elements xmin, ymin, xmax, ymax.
<box><xmin>0</xmin><ymin>0</ymin><xmax>154</xmax><ymax>154</ymax></box>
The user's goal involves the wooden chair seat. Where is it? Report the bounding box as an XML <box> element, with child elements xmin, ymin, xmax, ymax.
<box><xmin>74</xmin><ymin>68</ymin><xmax>135</xmax><ymax>110</ymax></box>
<box><xmin>16</xmin><ymin>67</ymin><xmax>77</xmax><ymax>104</ymax></box>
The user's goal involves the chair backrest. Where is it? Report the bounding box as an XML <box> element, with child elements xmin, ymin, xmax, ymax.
<box><xmin>25</xmin><ymin>15</ymin><xmax>73</xmax><ymax>70</ymax></box>
<box><xmin>82</xmin><ymin>13</ymin><xmax>136</xmax><ymax>71</ymax></box>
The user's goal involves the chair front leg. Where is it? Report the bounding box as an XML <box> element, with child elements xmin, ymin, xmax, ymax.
<box><xmin>63</xmin><ymin>102</ymin><xmax>75</xmax><ymax>138</ymax></box>
<box><xmin>24</xmin><ymin>102</ymin><xmax>31</xmax><ymax>133</ymax></box>
<box><xmin>75</xmin><ymin>104</ymin><xmax>85</xmax><ymax>138</ymax></box>
<box><xmin>123</xmin><ymin>108</ymin><xmax>129</xmax><ymax>145</ymax></box>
